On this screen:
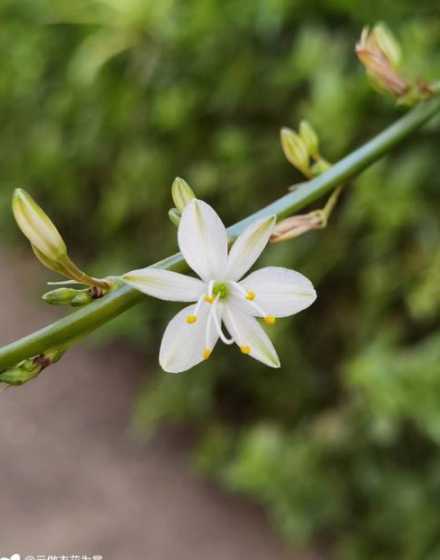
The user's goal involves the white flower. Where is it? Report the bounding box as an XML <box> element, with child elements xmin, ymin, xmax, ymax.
<box><xmin>123</xmin><ymin>200</ymin><xmax>317</xmax><ymax>373</ymax></box>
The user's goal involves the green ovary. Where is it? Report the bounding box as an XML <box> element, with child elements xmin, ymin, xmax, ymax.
<box><xmin>213</xmin><ymin>282</ymin><xmax>229</xmax><ymax>300</ymax></box>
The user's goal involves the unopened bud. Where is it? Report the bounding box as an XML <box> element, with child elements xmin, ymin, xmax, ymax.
<box><xmin>0</xmin><ymin>359</ymin><xmax>40</xmax><ymax>386</ymax></box>
<box><xmin>44</xmin><ymin>347</ymin><xmax>65</xmax><ymax>365</ymax></box>
<box><xmin>299</xmin><ymin>121</ymin><xmax>319</xmax><ymax>157</ymax></box>
<box><xmin>310</xmin><ymin>158</ymin><xmax>331</xmax><ymax>177</ymax></box>
<box><xmin>42</xmin><ymin>287</ymin><xmax>82</xmax><ymax>305</ymax></box>
<box><xmin>70</xmin><ymin>292</ymin><xmax>93</xmax><ymax>307</ymax></box>
<box><xmin>356</xmin><ymin>25</ymin><xmax>408</xmax><ymax>98</ymax></box>
<box><xmin>0</xmin><ymin>348</ymin><xmax>65</xmax><ymax>387</ymax></box>
<box><xmin>280</xmin><ymin>128</ymin><xmax>309</xmax><ymax>175</ymax></box>
<box><xmin>12</xmin><ymin>189</ymin><xmax>110</xmax><ymax>290</ymax></box>
<box><xmin>171</xmin><ymin>177</ymin><xmax>196</xmax><ymax>212</ymax></box>
<box><xmin>12</xmin><ymin>188</ymin><xmax>67</xmax><ymax>263</ymax></box>
<box><xmin>168</xmin><ymin>208</ymin><xmax>181</xmax><ymax>227</ymax></box>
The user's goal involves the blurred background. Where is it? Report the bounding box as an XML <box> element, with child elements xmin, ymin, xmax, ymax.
<box><xmin>1</xmin><ymin>1</ymin><xmax>440</xmax><ymax>558</ymax></box>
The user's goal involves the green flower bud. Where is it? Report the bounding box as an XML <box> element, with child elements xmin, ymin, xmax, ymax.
<box><xmin>70</xmin><ymin>292</ymin><xmax>94</xmax><ymax>307</ymax></box>
<box><xmin>0</xmin><ymin>348</ymin><xmax>65</xmax><ymax>387</ymax></box>
<box><xmin>171</xmin><ymin>177</ymin><xmax>195</xmax><ymax>212</ymax></box>
<box><xmin>0</xmin><ymin>359</ymin><xmax>40</xmax><ymax>386</ymax></box>
<box><xmin>0</xmin><ymin>367</ymin><xmax>34</xmax><ymax>385</ymax></box>
<box><xmin>299</xmin><ymin>121</ymin><xmax>319</xmax><ymax>157</ymax></box>
<box><xmin>44</xmin><ymin>347</ymin><xmax>66</xmax><ymax>365</ymax></box>
<box><xmin>12</xmin><ymin>189</ymin><xmax>110</xmax><ymax>290</ymax></box>
<box><xmin>280</xmin><ymin>128</ymin><xmax>309</xmax><ymax>175</ymax></box>
<box><xmin>42</xmin><ymin>287</ymin><xmax>82</xmax><ymax>305</ymax></box>
<box><xmin>310</xmin><ymin>158</ymin><xmax>332</xmax><ymax>176</ymax></box>
<box><xmin>168</xmin><ymin>208</ymin><xmax>181</xmax><ymax>227</ymax></box>
<box><xmin>12</xmin><ymin>188</ymin><xmax>67</xmax><ymax>263</ymax></box>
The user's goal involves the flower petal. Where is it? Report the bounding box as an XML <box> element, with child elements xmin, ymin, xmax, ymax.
<box><xmin>239</xmin><ymin>266</ymin><xmax>316</xmax><ymax>317</ymax></box>
<box><xmin>159</xmin><ymin>302</ymin><xmax>219</xmax><ymax>373</ymax></box>
<box><xmin>223</xmin><ymin>303</ymin><xmax>280</xmax><ymax>368</ymax></box>
<box><xmin>123</xmin><ymin>267</ymin><xmax>205</xmax><ymax>302</ymax></box>
<box><xmin>178</xmin><ymin>199</ymin><xmax>228</xmax><ymax>281</ymax></box>
<box><xmin>226</xmin><ymin>216</ymin><xmax>276</xmax><ymax>281</ymax></box>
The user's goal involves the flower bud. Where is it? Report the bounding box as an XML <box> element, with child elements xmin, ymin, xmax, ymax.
<box><xmin>42</xmin><ymin>287</ymin><xmax>82</xmax><ymax>305</ymax></box>
<box><xmin>12</xmin><ymin>189</ymin><xmax>110</xmax><ymax>290</ymax></box>
<box><xmin>310</xmin><ymin>158</ymin><xmax>331</xmax><ymax>177</ymax></box>
<box><xmin>0</xmin><ymin>348</ymin><xmax>65</xmax><ymax>386</ymax></box>
<box><xmin>70</xmin><ymin>292</ymin><xmax>94</xmax><ymax>307</ymax></box>
<box><xmin>44</xmin><ymin>347</ymin><xmax>65</xmax><ymax>365</ymax></box>
<box><xmin>12</xmin><ymin>188</ymin><xmax>67</xmax><ymax>263</ymax></box>
<box><xmin>171</xmin><ymin>177</ymin><xmax>195</xmax><ymax>212</ymax></box>
<box><xmin>280</xmin><ymin>128</ymin><xmax>309</xmax><ymax>175</ymax></box>
<box><xmin>356</xmin><ymin>25</ymin><xmax>408</xmax><ymax>98</ymax></box>
<box><xmin>0</xmin><ymin>359</ymin><xmax>40</xmax><ymax>386</ymax></box>
<box><xmin>373</xmin><ymin>23</ymin><xmax>401</xmax><ymax>67</ymax></box>
<box><xmin>299</xmin><ymin>121</ymin><xmax>319</xmax><ymax>157</ymax></box>
<box><xmin>168</xmin><ymin>208</ymin><xmax>181</xmax><ymax>227</ymax></box>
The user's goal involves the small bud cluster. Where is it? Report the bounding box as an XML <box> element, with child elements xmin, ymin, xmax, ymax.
<box><xmin>356</xmin><ymin>23</ymin><xmax>434</xmax><ymax>105</ymax></box>
<box><xmin>0</xmin><ymin>348</ymin><xmax>65</xmax><ymax>387</ymax></box>
<box><xmin>168</xmin><ymin>177</ymin><xmax>196</xmax><ymax>226</ymax></box>
<box><xmin>281</xmin><ymin>121</ymin><xmax>331</xmax><ymax>179</ymax></box>
<box><xmin>43</xmin><ymin>285</ymin><xmax>105</xmax><ymax>307</ymax></box>
<box><xmin>274</xmin><ymin>122</ymin><xmax>343</xmax><ymax>243</ymax></box>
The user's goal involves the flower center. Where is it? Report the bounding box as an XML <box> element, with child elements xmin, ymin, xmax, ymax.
<box><xmin>212</xmin><ymin>282</ymin><xmax>228</xmax><ymax>300</ymax></box>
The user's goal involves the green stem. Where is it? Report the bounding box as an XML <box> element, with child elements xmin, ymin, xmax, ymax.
<box><xmin>1</xmin><ymin>98</ymin><xmax>439</xmax><ymax>370</ymax></box>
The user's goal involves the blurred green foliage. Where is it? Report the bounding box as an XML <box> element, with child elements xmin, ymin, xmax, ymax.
<box><xmin>2</xmin><ymin>1</ymin><xmax>440</xmax><ymax>558</ymax></box>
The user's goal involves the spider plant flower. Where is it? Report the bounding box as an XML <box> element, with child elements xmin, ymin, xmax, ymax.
<box><xmin>123</xmin><ymin>199</ymin><xmax>317</xmax><ymax>373</ymax></box>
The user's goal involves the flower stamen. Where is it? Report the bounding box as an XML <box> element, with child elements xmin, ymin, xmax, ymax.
<box><xmin>211</xmin><ymin>296</ymin><xmax>234</xmax><ymax>345</ymax></box>
<box><xmin>186</xmin><ymin>292</ymin><xmax>208</xmax><ymax>324</ymax></box>
<box><xmin>208</xmin><ymin>280</ymin><xmax>214</xmax><ymax>298</ymax></box>
<box><xmin>232</xmin><ymin>282</ymin><xmax>276</xmax><ymax>326</ymax></box>
<box><xmin>240</xmin><ymin>345</ymin><xmax>251</xmax><ymax>354</ymax></box>
<box><xmin>203</xmin><ymin>347</ymin><xmax>212</xmax><ymax>360</ymax></box>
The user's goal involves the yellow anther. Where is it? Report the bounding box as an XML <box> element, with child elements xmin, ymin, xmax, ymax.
<box><xmin>264</xmin><ymin>315</ymin><xmax>276</xmax><ymax>326</ymax></box>
<box><xmin>203</xmin><ymin>347</ymin><xmax>212</xmax><ymax>360</ymax></box>
<box><xmin>240</xmin><ymin>345</ymin><xmax>251</xmax><ymax>354</ymax></box>
<box><xmin>204</xmin><ymin>295</ymin><xmax>215</xmax><ymax>304</ymax></box>
<box><xmin>186</xmin><ymin>314</ymin><xmax>197</xmax><ymax>324</ymax></box>
<box><xmin>245</xmin><ymin>290</ymin><xmax>256</xmax><ymax>301</ymax></box>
